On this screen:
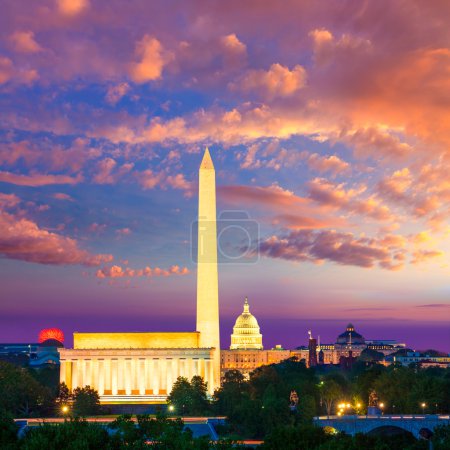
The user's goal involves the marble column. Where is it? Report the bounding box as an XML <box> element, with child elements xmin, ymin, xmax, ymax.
<box><xmin>72</xmin><ymin>360</ymin><xmax>78</xmax><ymax>389</ymax></box>
<box><xmin>112</xmin><ymin>359</ymin><xmax>118</xmax><ymax>395</ymax></box>
<box><xmin>139</xmin><ymin>359</ymin><xmax>145</xmax><ymax>395</ymax></box>
<box><xmin>153</xmin><ymin>359</ymin><xmax>159</xmax><ymax>395</ymax></box>
<box><xmin>98</xmin><ymin>360</ymin><xmax>104</xmax><ymax>395</ymax></box>
<box><xmin>125</xmin><ymin>359</ymin><xmax>132</xmax><ymax>395</ymax></box>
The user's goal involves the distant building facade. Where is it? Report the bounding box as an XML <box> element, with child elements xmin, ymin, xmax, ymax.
<box><xmin>385</xmin><ymin>351</ymin><xmax>450</xmax><ymax>368</ymax></box>
<box><xmin>0</xmin><ymin>328</ymin><xmax>64</xmax><ymax>368</ymax></box>
<box><xmin>221</xmin><ymin>311</ymin><xmax>411</xmax><ymax>379</ymax></box>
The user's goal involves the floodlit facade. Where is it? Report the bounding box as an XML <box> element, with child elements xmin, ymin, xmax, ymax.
<box><xmin>59</xmin><ymin>149</ymin><xmax>220</xmax><ymax>403</ymax></box>
<box><xmin>230</xmin><ymin>297</ymin><xmax>263</xmax><ymax>350</ymax></box>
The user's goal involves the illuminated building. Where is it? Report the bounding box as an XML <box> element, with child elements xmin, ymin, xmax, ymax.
<box><xmin>221</xmin><ymin>298</ymin><xmax>286</xmax><ymax>378</ymax></box>
<box><xmin>230</xmin><ymin>297</ymin><xmax>263</xmax><ymax>350</ymax></box>
<box><xmin>59</xmin><ymin>149</ymin><xmax>221</xmax><ymax>403</ymax></box>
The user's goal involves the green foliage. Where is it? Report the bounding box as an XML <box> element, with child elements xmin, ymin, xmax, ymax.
<box><xmin>0</xmin><ymin>409</ymin><xmax>18</xmax><ymax>449</ymax></box>
<box><xmin>432</xmin><ymin>424</ymin><xmax>450</xmax><ymax>450</ymax></box>
<box><xmin>320</xmin><ymin>379</ymin><xmax>342</xmax><ymax>415</ymax></box>
<box><xmin>21</xmin><ymin>418</ymin><xmax>108</xmax><ymax>450</ymax></box>
<box><xmin>0</xmin><ymin>361</ymin><xmax>53</xmax><ymax>417</ymax></box>
<box><xmin>72</xmin><ymin>386</ymin><xmax>101</xmax><ymax>417</ymax></box>
<box><xmin>167</xmin><ymin>376</ymin><xmax>211</xmax><ymax>416</ymax></box>
<box><xmin>359</xmin><ymin>348</ymin><xmax>385</xmax><ymax>362</ymax></box>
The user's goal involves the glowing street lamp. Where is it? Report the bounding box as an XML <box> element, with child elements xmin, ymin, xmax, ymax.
<box><xmin>421</xmin><ymin>402</ymin><xmax>426</xmax><ymax>414</ymax></box>
<box><xmin>61</xmin><ymin>405</ymin><xmax>69</xmax><ymax>415</ymax></box>
<box><xmin>168</xmin><ymin>405</ymin><xmax>175</xmax><ymax>413</ymax></box>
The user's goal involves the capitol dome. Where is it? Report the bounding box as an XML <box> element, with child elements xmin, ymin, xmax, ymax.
<box><xmin>230</xmin><ymin>297</ymin><xmax>263</xmax><ymax>350</ymax></box>
<box><xmin>336</xmin><ymin>323</ymin><xmax>365</xmax><ymax>345</ymax></box>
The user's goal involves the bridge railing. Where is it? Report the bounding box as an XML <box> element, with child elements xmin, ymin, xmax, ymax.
<box><xmin>314</xmin><ymin>414</ymin><xmax>450</xmax><ymax>420</ymax></box>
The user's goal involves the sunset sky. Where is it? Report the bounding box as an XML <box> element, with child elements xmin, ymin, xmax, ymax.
<box><xmin>1</xmin><ymin>0</ymin><xmax>449</xmax><ymax>351</ymax></box>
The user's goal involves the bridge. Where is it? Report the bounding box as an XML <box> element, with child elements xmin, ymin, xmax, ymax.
<box><xmin>314</xmin><ymin>415</ymin><xmax>450</xmax><ymax>439</ymax></box>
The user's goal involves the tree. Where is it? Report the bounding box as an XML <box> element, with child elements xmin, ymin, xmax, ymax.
<box><xmin>432</xmin><ymin>424</ymin><xmax>450</xmax><ymax>450</ymax></box>
<box><xmin>321</xmin><ymin>380</ymin><xmax>342</xmax><ymax>416</ymax></box>
<box><xmin>167</xmin><ymin>376</ymin><xmax>210</xmax><ymax>416</ymax></box>
<box><xmin>359</xmin><ymin>348</ymin><xmax>385</xmax><ymax>363</ymax></box>
<box><xmin>0</xmin><ymin>361</ymin><xmax>52</xmax><ymax>417</ymax></box>
<box><xmin>72</xmin><ymin>386</ymin><xmax>100</xmax><ymax>416</ymax></box>
<box><xmin>56</xmin><ymin>382</ymin><xmax>71</xmax><ymax>404</ymax></box>
<box><xmin>214</xmin><ymin>370</ymin><xmax>248</xmax><ymax>416</ymax></box>
<box><xmin>191</xmin><ymin>375</ymin><xmax>210</xmax><ymax>415</ymax></box>
<box><xmin>0</xmin><ymin>409</ymin><xmax>18</xmax><ymax>449</ymax></box>
<box><xmin>21</xmin><ymin>418</ymin><xmax>109</xmax><ymax>449</ymax></box>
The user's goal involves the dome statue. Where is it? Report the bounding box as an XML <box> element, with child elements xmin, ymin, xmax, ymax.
<box><xmin>230</xmin><ymin>297</ymin><xmax>263</xmax><ymax>350</ymax></box>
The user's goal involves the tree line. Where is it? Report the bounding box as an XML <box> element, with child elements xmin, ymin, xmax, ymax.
<box><xmin>1</xmin><ymin>358</ymin><xmax>450</xmax><ymax>448</ymax></box>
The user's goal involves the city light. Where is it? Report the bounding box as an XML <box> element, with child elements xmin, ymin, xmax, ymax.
<box><xmin>168</xmin><ymin>405</ymin><xmax>174</xmax><ymax>412</ymax></box>
<box><xmin>61</xmin><ymin>405</ymin><xmax>69</xmax><ymax>414</ymax></box>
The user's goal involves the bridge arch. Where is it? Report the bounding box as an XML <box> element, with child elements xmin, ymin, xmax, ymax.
<box><xmin>367</xmin><ymin>425</ymin><xmax>415</xmax><ymax>439</ymax></box>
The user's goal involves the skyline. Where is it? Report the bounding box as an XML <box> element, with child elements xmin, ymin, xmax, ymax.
<box><xmin>0</xmin><ymin>1</ymin><xmax>449</xmax><ymax>352</ymax></box>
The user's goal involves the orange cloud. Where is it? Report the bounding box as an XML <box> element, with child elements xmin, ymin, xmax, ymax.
<box><xmin>130</xmin><ymin>35</ymin><xmax>169</xmax><ymax>83</ymax></box>
<box><xmin>96</xmin><ymin>264</ymin><xmax>189</xmax><ymax>278</ymax></box>
<box><xmin>57</xmin><ymin>0</ymin><xmax>89</xmax><ymax>16</ymax></box>
<box><xmin>306</xmin><ymin>153</ymin><xmax>350</xmax><ymax>175</ymax></box>
<box><xmin>10</xmin><ymin>31</ymin><xmax>42</xmax><ymax>53</ymax></box>
<box><xmin>231</xmin><ymin>63</ymin><xmax>307</xmax><ymax>99</ymax></box>
<box><xmin>307</xmin><ymin>178</ymin><xmax>393</xmax><ymax>221</ymax></box>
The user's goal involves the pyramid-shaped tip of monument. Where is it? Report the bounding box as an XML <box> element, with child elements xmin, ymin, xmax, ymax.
<box><xmin>200</xmin><ymin>147</ymin><xmax>214</xmax><ymax>170</ymax></box>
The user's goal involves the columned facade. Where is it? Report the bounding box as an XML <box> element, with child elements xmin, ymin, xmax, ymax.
<box><xmin>59</xmin><ymin>348</ymin><xmax>216</xmax><ymax>402</ymax></box>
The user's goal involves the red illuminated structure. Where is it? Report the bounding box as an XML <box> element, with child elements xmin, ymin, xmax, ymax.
<box><xmin>38</xmin><ymin>328</ymin><xmax>64</xmax><ymax>344</ymax></box>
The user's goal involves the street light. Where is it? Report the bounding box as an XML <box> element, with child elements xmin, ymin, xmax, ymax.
<box><xmin>61</xmin><ymin>405</ymin><xmax>69</xmax><ymax>415</ymax></box>
<box><xmin>168</xmin><ymin>405</ymin><xmax>174</xmax><ymax>413</ymax></box>
<box><xmin>421</xmin><ymin>402</ymin><xmax>426</xmax><ymax>415</ymax></box>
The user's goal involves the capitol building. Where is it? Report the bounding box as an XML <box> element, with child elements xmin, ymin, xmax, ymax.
<box><xmin>222</xmin><ymin>300</ymin><xmax>407</xmax><ymax>379</ymax></box>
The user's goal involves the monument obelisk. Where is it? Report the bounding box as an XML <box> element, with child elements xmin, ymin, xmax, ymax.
<box><xmin>196</xmin><ymin>148</ymin><xmax>220</xmax><ymax>391</ymax></box>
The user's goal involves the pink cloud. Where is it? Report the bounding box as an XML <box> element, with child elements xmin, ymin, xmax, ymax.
<box><xmin>0</xmin><ymin>57</ymin><xmax>14</xmax><ymax>84</ymax></box>
<box><xmin>230</xmin><ymin>63</ymin><xmax>307</xmax><ymax>99</ymax></box>
<box><xmin>130</xmin><ymin>35</ymin><xmax>170</xmax><ymax>83</ymax></box>
<box><xmin>259</xmin><ymin>229</ymin><xmax>405</xmax><ymax>271</ymax></box>
<box><xmin>10</xmin><ymin>31</ymin><xmax>42</xmax><ymax>53</ymax></box>
<box><xmin>92</xmin><ymin>158</ymin><xmax>117</xmax><ymax>184</ymax></box>
<box><xmin>115</xmin><ymin>227</ymin><xmax>131</xmax><ymax>236</ymax></box>
<box><xmin>0</xmin><ymin>210</ymin><xmax>112</xmax><ymax>266</ymax></box>
<box><xmin>307</xmin><ymin>178</ymin><xmax>393</xmax><ymax>221</ymax></box>
<box><xmin>53</xmin><ymin>193</ymin><xmax>74</xmax><ymax>201</ymax></box>
<box><xmin>0</xmin><ymin>171</ymin><xmax>83</xmax><ymax>186</ymax></box>
<box><xmin>0</xmin><ymin>193</ymin><xmax>20</xmax><ymax>209</ymax></box>
<box><xmin>306</xmin><ymin>153</ymin><xmax>350</xmax><ymax>175</ymax></box>
<box><xmin>88</xmin><ymin>222</ymin><xmax>107</xmax><ymax>233</ymax></box>
<box><xmin>105</xmin><ymin>82</ymin><xmax>130</xmax><ymax>105</ymax></box>
<box><xmin>96</xmin><ymin>263</ymin><xmax>189</xmax><ymax>279</ymax></box>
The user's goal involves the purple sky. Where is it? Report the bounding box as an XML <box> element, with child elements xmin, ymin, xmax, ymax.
<box><xmin>0</xmin><ymin>1</ymin><xmax>449</xmax><ymax>352</ymax></box>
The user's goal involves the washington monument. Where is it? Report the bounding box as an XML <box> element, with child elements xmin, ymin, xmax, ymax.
<box><xmin>196</xmin><ymin>148</ymin><xmax>221</xmax><ymax>390</ymax></box>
